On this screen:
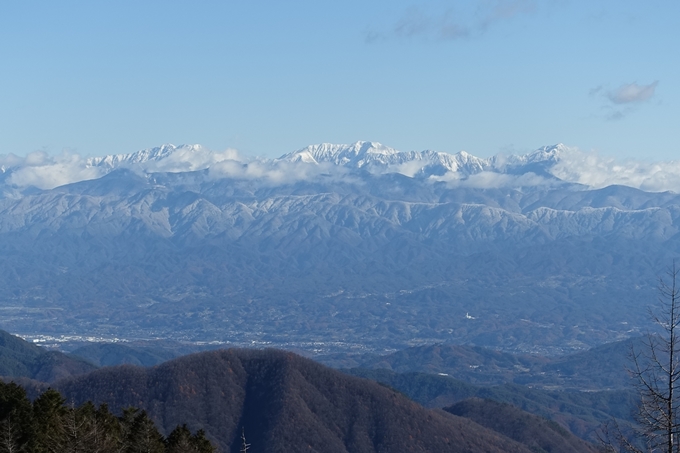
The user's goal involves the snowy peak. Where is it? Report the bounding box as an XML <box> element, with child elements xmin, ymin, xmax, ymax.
<box><xmin>527</xmin><ymin>144</ymin><xmax>568</xmax><ymax>162</ymax></box>
<box><xmin>282</xmin><ymin>141</ymin><xmax>399</xmax><ymax>167</ymax></box>
<box><xmin>85</xmin><ymin>141</ymin><xmax>562</xmax><ymax>184</ymax></box>
<box><xmin>2</xmin><ymin>141</ymin><xmax>679</xmax><ymax>193</ymax></box>
<box><xmin>501</xmin><ymin>144</ymin><xmax>568</xmax><ymax>168</ymax></box>
<box><xmin>281</xmin><ymin>142</ymin><xmax>492</xmax><ymax>177</ymax></box>
<box><xmin>88</xmin><ymin>144</ymin><xmax>205</xmax><ymax>169</ymax></box>
<box><xmin>86</xmin><ymin>144</ymin><xmax>240</xmax><ymax>174</ymax></box>
<box><xmin>435</xmin><ymin>150</ymin><xmax>490</xmax><ymax>174</ymax></box>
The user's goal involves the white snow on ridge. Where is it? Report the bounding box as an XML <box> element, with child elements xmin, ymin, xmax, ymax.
<box><xmin>1</xmin><ymin>141</ymin><xmax>679</xmax><ymax>192</ymax></box>
<box><xmin>281</xmin><ymin>141</ymin><xmax>492</xmax><ymax>176</ymax></box>
<box><xmin>88</xmin><ymin>144</ymin><xmax>241</xmax><ymax>173</ymax></box>
<box><xmin>283</xmin><ymin>142</ymin><xmax>400</xmax><ymax>166</ymax></box>
<box><xmin>500</xmin><ymin>144</ymin><xmax>568</xmax><ymax>167</ymax></box>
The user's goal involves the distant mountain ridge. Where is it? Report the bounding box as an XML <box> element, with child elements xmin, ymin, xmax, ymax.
<box><xmin>0</xmin><ymin>141</ymin><xmax>611</xmax><ymax>193</ymax></box>
<box><xmin>345</xmin><ymin>338</ymin><xmax>642</xmax><ymax>390</ymax></box>
<box><xmin>0</xmin><ymin>330</ymin><xmax>96</xmax><ymax>382</ymax></box>
<box><xmin>280</xmin><ymin>141</ymin><xmax>569</xmax><ymax>178</ymax></box>
<box><xmin>87</xmin><ymin>143</ymin><xmax>185</xmax><ymax>168</ymax></box>
<box><xmin>445</xmin><ymin>398</ymin><xmax>599</xmax><ymax>453</ymax></box>
<box><xmin>1</xmin><ymin>141</ymin><xmax>680</xmax><ymax>354</ymax></box>
<box><xmin>280</xmin><ymin>141</ymin><xmax>497</xmax><ymax>177</ymax></box>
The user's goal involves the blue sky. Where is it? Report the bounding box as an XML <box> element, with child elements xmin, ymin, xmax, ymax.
<box><xmin>0</xmin><ymin>1</ymin><xmax>677</xmax><ymax>160</ymax></box>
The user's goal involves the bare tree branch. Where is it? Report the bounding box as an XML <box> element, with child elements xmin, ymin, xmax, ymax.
<box><xmin>625</xmin><ymin>262</ymin><xmax>680</xmax><ymax>453</ymax></box>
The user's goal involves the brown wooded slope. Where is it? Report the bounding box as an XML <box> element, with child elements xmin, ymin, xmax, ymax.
<box><xmin>56</xmin><ymin>348</ymin><xmax>541</xmax><ymax>453</ymax></box>
<box><xmin>446</xmin><ymin>398</ymin><xmax>601</xmax><ymax>453</ymax></box>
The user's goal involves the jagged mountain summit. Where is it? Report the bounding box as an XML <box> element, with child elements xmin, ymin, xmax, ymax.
<box><xmin>0</xmin><ymin>141</ymin><xmax>599</xmax><ymax>193</ymax></box>
<box><xmin>0</xmin><ymin>141</ymin><xmax>679</xmax><ymax>355</ymax></box>
<box><xmin>280</xmin><ymin>141</ymin><xmax>494</xmax><ymax>177</ymax></box>
<box><xmin>280</xmin><ymin>141</ymin><xmax>569</xmax><ymax>180</ymax></box>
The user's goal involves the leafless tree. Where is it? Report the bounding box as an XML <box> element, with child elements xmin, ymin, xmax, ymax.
<box><xmin>622</xmin><ymin>263</ymin><xmax>680</xmax><ymax>453</ymax></box>
<box><xmin>240</xmin><ymin>428</ymin><xmax>250</xmax><ymax>453</ymax></box>
<box><xmin>0</xmin><ymin>413</ymin><xmax>22</xmax><ymax>453</ymax></box>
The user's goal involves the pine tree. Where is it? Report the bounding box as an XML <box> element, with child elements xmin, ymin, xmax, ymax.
<box><xmin>0</xmin><ymin>382</ymin><xmax>32</xmax><ymax>452</ymax></box>
<box><xmin>126</xmin><ymin>410</ymin><xmax>164</xmax><ymax>453</ymax></box>
<box><xmin>31</xmin><ymin>389</ymin><xmax>67</xmax><ymax>453</ymax></box>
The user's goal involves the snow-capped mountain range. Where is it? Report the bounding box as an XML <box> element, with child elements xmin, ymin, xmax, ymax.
<box><xmin>281</xmin><ymin>141</ymin><xmax>562</xmax><ymax>176</ymax></box>
<box><xmin>1</xmin><ymin>141</ymin><xmax>678</xmax><ymax>193</ymax></box>
<box><xmin>1</xmin><ymin>141</ymin><xmax>680</xmax><ymax>354</ymax></box>
<box><xmin>282</xmin><ymin>141</ymin><xmax>494</xmax><ymax>175</ymax></box>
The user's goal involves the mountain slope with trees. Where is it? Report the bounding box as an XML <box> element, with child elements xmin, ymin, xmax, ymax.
<box><xmin>0</xmin><ymin>329</ymin><xmax>96</xmax><ymax>382</ymax></box>
<box><xmin>51</xmin><ymin>348</ymin><xmax>597</xmax><ymax>453</ymax></box>
<box><xmin>0</xmin><ymin>328</ymin><xmax>621</xmax><ymax>451</ymax></box>
<box><xmin>346</xmin><ymin>367</ymin><xmax>636</xmax><ymax>443</ymax></box>
<box><xmin>348</xmin><ymin>338</ymin><xmax>644</xmax><ymax>390</ymax></box>
<box><xmin>0</xmin><ymin>380</ymin><xmax>215</xmax><ymax>452</ymax></box>
<box><xmin>445</xmin><ymin>398</ymin><xmax>600</xmax><ymax>453</ymax></box>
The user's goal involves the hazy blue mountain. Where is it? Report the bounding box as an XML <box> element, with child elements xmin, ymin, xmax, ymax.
<box><xmin>0</xmin><ymin>142</ymin><xmax>678</xmax><ymax>354</ymax></box>
<box><xmin>338</xmin><ymin>336</ymin><xmax>645</xmax><ymax>390</ymax></box>
<box><xmin>346</xmin><ymin>367</ymin><xmax>636</xmax><ymax>443</ymax></box>
<box><xmin>0</xmin><ymin>330</ymin><xmax>96</xmax><ymax>382</ymax></box>
<box><xmin>69</xmin><ymin>343</ymin><xmax>179</xmax><ymax>367</ymax></box>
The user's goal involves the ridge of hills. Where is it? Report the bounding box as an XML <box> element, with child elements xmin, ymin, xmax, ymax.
<box><xmin>1</xmin><ymin>161</ymin><xmax>678</xmax><ymax>354</ymax></box>
<box><xmin>1</xmin><ymin>329</ymin><xmax>635</xmax><ymax>449</ymax></box>
<box><xmin>0</xmin><ymin>329</ymin><xmax>96</xmax><ymax>382</ymax></box>
<box><xmin>346</xmin><ymin>367</ymin><xmax>636</xmax><ymax>443</ymax></box>
<box><xmin>2</xmin><ymin>142</ymin><xmax>680</xmax><ymax>354</ymax></box>
<box><xmin>22</xmin><ymin>331</ymin><xmax>641</xmax><ymax>392</ymax></box>
<box><xmin>69</xmin><ymin>342</ymin><xmax>180</xmax><ymax>367</ymax></box>
<box><xmin>50</xmin><ymin>348</ymin><xmax>595</xmax><ymax>453</ymax></box>
<box><xmin>338</xmin><ymin>338</ymin><xmax>643</xmax><ymax>390</ymax></box>
<box><xmin>445</xmin><ymin>398</ymin><xmax>599</xmax><ymax>453</ymax></box>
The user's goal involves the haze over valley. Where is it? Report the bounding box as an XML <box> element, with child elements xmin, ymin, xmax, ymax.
<box><xmin>1</xmin><ymin>141</ymin><xmax>676</xmax><ymax>356</ymax></box>
<box><xmin>3</xmin><ymin>2</ymin><xmax>680</xmax><ymax>451</ymax></box>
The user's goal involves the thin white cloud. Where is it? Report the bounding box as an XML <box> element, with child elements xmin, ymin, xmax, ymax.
<box><xmin>478</xmin><ymin>0</ymin><xmax>538</xmax><ymax>30</ymax></box>
<box><xmin>606</xmin><ymin>110</ymin><xmax>626</xmax><ymax>122</ymax></box>
<box><xmin>7</xmin><ymin>151</ymin><xmax>105</xmax><ymax>190</ymax></box>
<box><xmin>2</xmin><ymin>145</ymin><xmax>361</xmax><ymax>191</ymax></box>
<box><xmin>590</xmin><ymin>81</ymin><xmax>659</xmax><ymax>120</ymax></box>
<box><xmin>0</xmin><ymin>153</ymin><xmax>27</xmax><ymax>171</ymax></box>
<box><xmin>607</xmin><ymin>81</ymin><xmax>658</xmax><ymax>104</ymax></box>
<box><xmin>4</xmin><ymin>143</ymin><xmax>680</xmax><ymax>194</ymax></box>
<box><xmin>139</xmin><ymin>146</ymin><xmax>240</xmax><ymax>173</ymax></box>
<box><xmin>431</xmin><ymin>170</ymin><xmax>552</xmax><ymax>189</ymax></box>
<box><xmin>550</xmin><ymin>148</ymin><xmax>680</xmax><ymax>192</ymax></box>
<box><xmin>209</xmin><ymin>159</ymin><xmax>358</xmax><ymax>186</ymax></box>
<box><xmin>393</xmin><ymin>7</ymin><xmax>434</xmax><ymax>38</ymax></box>
<box><xmin>367</xmin><ymin>0</ymin><xmax>540</xmax><ymax>42</ymax></box>
<box><xmin>390</xmin><ymin>160</ymin><xmax>430</xmax><ymax>178</ymax></box>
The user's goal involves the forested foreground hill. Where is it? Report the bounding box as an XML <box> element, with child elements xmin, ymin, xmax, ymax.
<box><xmin>0</xmin><ymin>329</ymin><xmax>634</xmax><ymax>450</ymax></box>
<box><xmin>0</xmin><ymin>381</ymin><xmax>215</xmax><ymax>452</ymax></box>
<box><xmin>50</xmin><ymin>348</ymin><xmax>597</xmax><ymax>453</ymax></box>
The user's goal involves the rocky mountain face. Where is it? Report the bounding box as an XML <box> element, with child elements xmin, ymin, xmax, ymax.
<box><xmin>0</xmin><ymin>142</ymin><xmax>678</xmax><ymax>354</ymax></box>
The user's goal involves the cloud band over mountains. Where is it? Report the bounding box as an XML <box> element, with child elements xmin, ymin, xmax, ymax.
<box><xmin>1</xmin><ymin>142</ymin><xmax>679</xmax><ymax>193</ymax></box>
